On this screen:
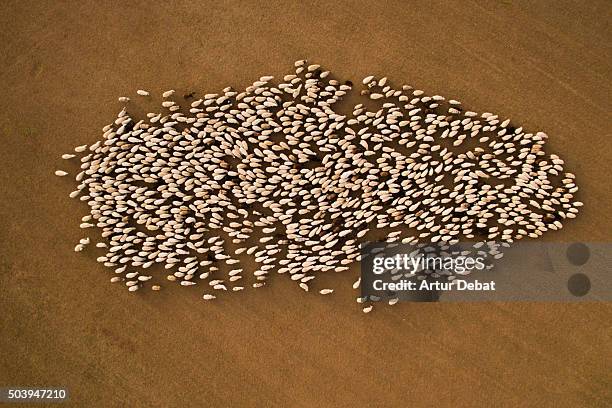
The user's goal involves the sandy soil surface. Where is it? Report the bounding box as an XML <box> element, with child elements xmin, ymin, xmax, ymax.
<box><xmin>1</xmin><ymin>1</ymin><xmax>610</xmax><ymax>406</ymax></box>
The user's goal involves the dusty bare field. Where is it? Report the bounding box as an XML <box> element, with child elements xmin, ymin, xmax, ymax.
<box><xmin>1</xmin><ymin>1</ymin><xmax>610</xmax><ymax>406</ymax></box>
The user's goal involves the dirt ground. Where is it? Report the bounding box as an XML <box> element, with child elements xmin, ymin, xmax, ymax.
<box><xmin>1</xmin><ymin>1</ymin><xmax>610</xmax><ymax>406</ymax></box>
